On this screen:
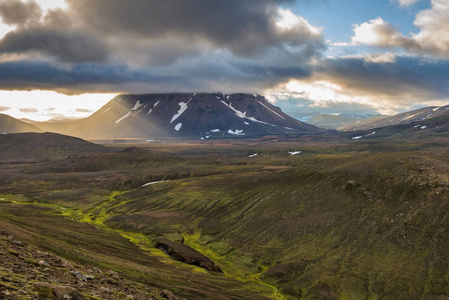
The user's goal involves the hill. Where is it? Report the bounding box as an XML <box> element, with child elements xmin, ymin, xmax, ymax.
<box><xmin>38</xmin><ymin>93</ymin><xmax>324</xmax><ymax>139</ymax></box>
<box><xmin>0</xmin><ymin>132</ymin><xmax>109</xmax><ymax>162</ymax></box>
<box><xmin>0</xmin><ymin>114</ymin><xmax>43</xmax><ymax>134</ymax></box>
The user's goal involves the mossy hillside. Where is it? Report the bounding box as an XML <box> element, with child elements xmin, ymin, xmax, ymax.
<box><xmin>0</xmin><ymin>202</ymin><xmax>274</xmax><ymax>299</ymax></box>
<box><xmin>99</xmin><ymin>150</ymin><xmax>449</xmax><ymax>299</ymax></box>
<box><xmin>2</xmin><ymin>140</ymin><xmax>449</xmax><ymax>298</ymax></box>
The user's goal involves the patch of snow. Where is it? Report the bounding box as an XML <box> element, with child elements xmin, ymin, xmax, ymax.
<box><xmin>365</xmin><ymin>132</ymin><xmax>376</xmax><ymax>136</ymax></box>
<box><xmin>220</xmin><ymin>100</ymin><xmax>246</xmax><ymax>118</ymax></box>
<box><xmin>249</xmin><ymin>153</ymin><xmax>258</xmax><ymax>158</ymax></box>
<box><xmin>253</xmin><ymin>94</ymin><xmax>257</xmax><ymax>98</ymax></box>
<box><xmin>226</xmin><ymin>95</ymin><xmax>230</xmax><ymax>100</ymax></box>
<box><xmin>210</xmin><ymin>129</ymin><xmax>220</xmax><ymax>132</ymax></box>
<box><xmin>246</xmin><ymin>116</ymin><xmax>276</xmax><ymax>127</ymax></box>
<box><xmin>142</xmin><ymin>180</ymin><xmax>169</xmax><ymax>187</ymax></box>
<box><xmin>352</xmin><ymin>136</ymin><xmax>363</xmax><ymax>140</ymax></box>
<box><xmin>101</xmin><ymin>106</ymin><xmax>113</xmax><ymax>114</ymax></box>
<box><xmin>115</xmin><ymin>111</ymin><xmax>132</xmax><ymax>124</ymax></box>
<box><xmin>132</xmin><ymin>108</ymin><xmax>144</xmax><ymax>116</ymax></box>
<box><xmin>244</xmin><ymin>122</ymin><xmax>249</xmax><ymax>125</ymax></box>
<box><xmin>206</xmin><ymin>136</ymin><xmax>211</xmax><ymax>139</ymax></box>
<box><xmin>193</xmin><ymin>93</ymin><xmax>197</xmax><ymax>96</ymax></box>
<box><xmin>220</xmin><ymin>100</ymin><xmax>276</xmax><ymax>126</ymax></box>
<box><xmin>216</xmin><ymin>96</ymin><xmax>221</xmax><ymax>99</ymax></box>
<box><xmin>175</xmin><ymin>123</ymin><xmax>182</xmax><ymax>131</ymax></box>
<box><xmin>289</xmin><ymin>151</ymin><xmax>302</xmax><ymax>156</ymax></box>
<box><xmin>146</xmin><ymin>139</ymin><xmax>155</xmax><ymax>142</ymax></box>
<box><xmin>414</xmin><ymin>124</ymin><xmax>421</xmax><ymax>128</ymax></box>
<box><xmin>425</xmin><ymin>114</ymin><xmax>433</xmax><ymax>118</ymax></box>
<box><xmin>433</xmin><ymin>107</ymin><xmax>439</xmax><ymax>111</ymax></box>
<box><xmin>201</xmin><ymin>137</ymin><xmax>205</xmax><ymax>140</ymax></box>
<box><xmin>228</xmin><ymin>129</ymin><xmax>245</xmax><ymax>136</ymax></box>
<box><xmin>284</xmin><ymin>127</ymin><xmax>295</xmax><ymax>130</ymax></box>
<box><xmin>170</xmin><ymin>100</ymin><xmax>190</xmax><ymax>124</ymax></box>
<box><xmin>153</xmin><ymin>100</ymin><xmax>160</xmax><ymax>107</ymax></box>
<box><xmin>258</xmin><ymin>100</ymin><xmax>286</xmax><ymax>120</ymax></box>
<box><xmin>146</xmin><ymin>108</ymin><xmax>152</xmax><ymax>116</ymax></box>
<box><xmin>2</xmin><ymin>132</ymin><xmax>7</xmax><ymax>134</ymax></box>
<box><xmin>401</xmin><ymin>113</ymin><xmax>418</xmax><ymax>121</ymax></box>
<box><xmin>131</xmin><ymin>100</ymin><xmax>144</xmax><ymax>111</ymax></box>
<box><xmin>420</xmin><ymin>126</ymin><xmax>427</xmax><ymax>129</ymax></box>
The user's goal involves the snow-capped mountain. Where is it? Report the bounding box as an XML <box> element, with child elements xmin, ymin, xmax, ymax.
<box><xmin>40</xmin><ymin>93</ymin><xmax>324</xmax><ymax>139</ymax></box>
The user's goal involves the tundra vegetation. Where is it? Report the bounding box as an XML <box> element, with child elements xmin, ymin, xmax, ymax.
<box><xmin>1</xmin><ymin>133</ymin><xmax>449</xmax><ymax>299</ymax></box>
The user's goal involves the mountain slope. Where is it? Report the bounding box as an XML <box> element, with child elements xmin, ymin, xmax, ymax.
<box><xmin>0</xmin><ymin>114</ymin><xmax>43</xmax><ymax>134</ymax></box>
<box><xmin>39</xmin><ymin>93</ymin><xmax>324</xmax><ymax>139</ymax></box>
<box><xmin>340</xmin><ymin>105</ymin><xmax>449</xmax><ymax>131</ymax></box>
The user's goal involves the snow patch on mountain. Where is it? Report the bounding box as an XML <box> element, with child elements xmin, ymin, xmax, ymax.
<box><xmin>175</xmin><ymin>123</ymin><xmax>182</xmax><ymax>131</ymax></box>
<box><xmin>220</xmin><ymin>100</ymin><xmax>276</xmax><ymax>127</ymax></box>
<box><xmin>258</xmin><ymin>101</ymin><xmax>286</xmax><ymax>120</ymax></box>
<box><xmin>228</xmin><ymin>129</ymin><xmax>245</xmax><ymax>136</ymax></box>
<box><xmin>131</xmin><ymin>100</ymin><xmax>144</xmax><ymax>111</ymax></box>
<box><xmin>170</xmin><ymin>100</ymin><xmax>191</xmax><ymax>124</ymax></box>
<box><xmin>115</xmin><ymin>111</ymin><xmax>132</xmax><ymax>124</ymax></box>
<box><xmin>101</xmin><ymin>106</ymin><xmax>113</xmax><ymax>114</ymax></box>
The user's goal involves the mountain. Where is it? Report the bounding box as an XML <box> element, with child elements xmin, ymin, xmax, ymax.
<box><xmin>339</xmin><ymin>105</ymin><xmax>449</xmax><ymax>131</ymax></box>
<box><xmin>0</xmin><ymin>113</ymin><xmax>43</xmax><ymax>134</ymax></box>
<box><xmin>38</xmin><ymin>93</ymin><xmax>324</xmax><ymax>139</ymax></box>
<box><xmin>307</xmin><ymin>113</ymin><xmax>378</xmax><ymax>129</ymax></box>
<box><xmin>0</xmin><ymin>132</ymin><xmax>108</xmax><ymax>161</ymax></box>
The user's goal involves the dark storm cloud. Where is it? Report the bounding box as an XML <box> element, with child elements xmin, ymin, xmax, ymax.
<box><xmin>0</xmin><ymin>0</ymin><xmax>41</xmax><ymax>25</ymax></box>
<box><xmin>0</xmin><ymin>0</ymin><xmax>325</xmax><ymax>93</ymax></box>
<box><xmin>0</xmin><ymin>26</ymin><xmax>110</xmax><ymax>63</ymax></box>
<box><xmin>0</xmin><ymin>60</ymin><xmax>172</xmax><ymax>92</ymax></box>
<box><xmin>66</xmin><ymin>0</ymin><xmax>315</xmax><ymax>56</ymax></box>
<box><xmin>319</xmin><ymin>56</ymin><xmax>449</xmax><ymax>99</ymax></box>
<box><xmin>0</xmin><ymin>57</ymin><xmax>311</xmax><ymax>94</ymax></box>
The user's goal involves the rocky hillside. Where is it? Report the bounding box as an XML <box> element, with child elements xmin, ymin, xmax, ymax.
<box><xmin>39</xmin><ymin>93</ymin><xmax>323</xmax><ymax>139</ymax></box>
<box><xmin>0</xmin><ymin>230</ymin><xmax>178</xmax><ymax>300</ymax></box>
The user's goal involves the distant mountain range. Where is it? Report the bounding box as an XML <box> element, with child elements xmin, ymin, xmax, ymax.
<box><xmin>336</xmin><ymin>105</ymin><xmax>449</xmax><ymax>141</ymax></box>
<box><xmin>37</xmin><ymin>93</ymin><xmax>324</xmax><ymax>139</ymax></box>
<box><xmin>340</xmin><ymin>106</ymin><xmax>449</xmax><ymax>131</ymax></box>
<box><xmin>305</xmin><ymin>113</ymin><xmax>380</xmax><ymax>130</ymax></box>
<box><xmin>0</xmin><ymin>113</ymin><xmax>43</xmax><ymax>134</ymax></box>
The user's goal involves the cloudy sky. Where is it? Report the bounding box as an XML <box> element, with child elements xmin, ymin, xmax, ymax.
<box><xmin>0</xmin><ymin>0</ymin><xmax>448</xmax><ymax>121</ymax></box>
